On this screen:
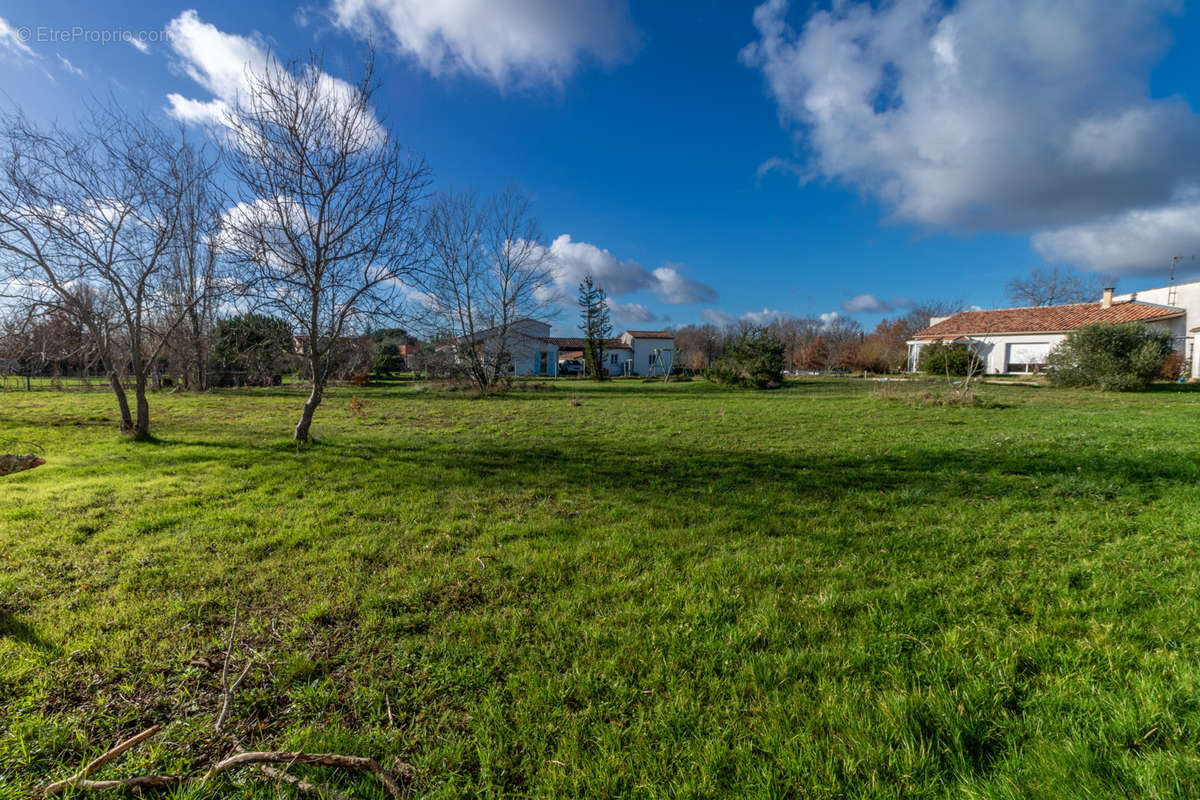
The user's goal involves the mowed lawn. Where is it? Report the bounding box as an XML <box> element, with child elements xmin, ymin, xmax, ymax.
<box><xmin>3</xmin><ymin>378</ymin><xmax>1200</xmax><ymax>798</ymax></box>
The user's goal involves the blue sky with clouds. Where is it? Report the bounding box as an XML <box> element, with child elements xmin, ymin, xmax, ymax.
<box><xmin>2</xmin><ymin>0</ymin><xmax>1199</xmax><ymax>332</ymax></box>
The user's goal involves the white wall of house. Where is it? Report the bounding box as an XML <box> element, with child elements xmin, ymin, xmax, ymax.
<box><xmin>604</xmin><ymin>348</ymin><xmax>632</xmax><ymax>375</ymax></box>
<box><xmin>1114</xmin><ymin>282</ymin><xmax>1200</xmax><ymax>378</ymax></box>
<box><xmin>621</xmin><ymin>337</ymin><xmax>674</xmax><ymax>376</ymax></box>
<box><xmin>457</xmin><ymin>320</ymin><xmax>559</xmax><ymax>377</ymax></box>
<box><xmin>496</xmin><ymin>330</ymin><xmax>557</xmax><ymax>376</ymax></box>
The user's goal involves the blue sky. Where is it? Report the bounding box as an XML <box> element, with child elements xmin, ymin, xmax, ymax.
<box><xmin>2</xmin><ymin>0</ymin><xmax>1199</xmax><ymax>333</ymax></box>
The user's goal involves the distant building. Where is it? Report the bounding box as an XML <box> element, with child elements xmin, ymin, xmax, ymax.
<box><xmin>906</xmin><ymin>284</ymin><xmax>1194</xmax><ymax>376</ymax></box>
<box><xmin>443</xmin><ymin>319</ymin><xmax>676</xmax><ymax>377</ymax></box>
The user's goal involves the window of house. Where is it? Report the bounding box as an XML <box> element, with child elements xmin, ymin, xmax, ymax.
<box><xmin>538</xmin><ymin>351</ymin><xmax>549</xmax><ymax>373</ymax></box>
<box><xmin>1005</xmin><ymin>342</ymin><xmax>1050</xmax><ymax>374</ymax></box>
<box><xmin>610</xmin><ymin>353</ymin><xmax>618</xmax><ymax>365</ymax></box>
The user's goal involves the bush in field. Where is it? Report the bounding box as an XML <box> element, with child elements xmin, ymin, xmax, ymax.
<box><xmin>704</xmin><ymin>326</ymin><xmax>785</xmax><ymax>388</ymax></box>
<box><xmin>1159</xmin><ymin>351</ymin><xmax>1187</xmax><ymax>381</ymax></box>
<box><xmin>373</xmin><ymin>340</ymin><xmax>402</xmax><ymax>376</ymax></box>
<box><xmin>919</xmin><ymin>342</ymin><xmax>983</xmax><ymax>377</ymax></box>
<box><xmin>1046</xmin><ymin>322</ymin><xmax>1173</xmax><ymax>391</ymax></box>
<box><xmin>213</xmin><ymin>313</ymin><xmax>295</xmax><ymax>386</ymax></box>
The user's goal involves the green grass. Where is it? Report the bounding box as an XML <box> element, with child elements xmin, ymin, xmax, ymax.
<box><xmin>3</xmin><ymin>378</ymin><xmax>1200</xmax><ymax>798</ymax></box>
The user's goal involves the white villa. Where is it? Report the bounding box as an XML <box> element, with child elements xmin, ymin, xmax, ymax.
<box><xmin>445</xmin><ymin>319</ymin><xmax>676</xmax><ymax>377</ymax></box>
<box><xmin>906</xmin><ymin>282</ymin><xmax>1200</xmax><ymax>377</ymax></box>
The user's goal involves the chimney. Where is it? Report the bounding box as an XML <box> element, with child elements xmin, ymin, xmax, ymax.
<box><xmin>1101</xmin><ymin>287</ymin><xmax>1114</xmax><ymax>308</ymax></box>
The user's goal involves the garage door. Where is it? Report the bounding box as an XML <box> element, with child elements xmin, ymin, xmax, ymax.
<box><xmin>1006</xmin><ymin>342</ymin><xmax>1051</xmax><ymax>373</ymax></box>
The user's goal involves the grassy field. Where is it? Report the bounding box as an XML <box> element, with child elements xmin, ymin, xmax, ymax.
<box><xmin>3</xmin><ymin>378</ymin><xmax>1200</xmax><ymax>798</ymax></box>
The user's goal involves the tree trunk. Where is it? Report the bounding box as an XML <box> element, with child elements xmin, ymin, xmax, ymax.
<box><xmin>294</xmin><ymin>353</ymin><xmax>324</xmax><ymax>442</ymax></box>
<box><xmin>110</xmin><ymin>370</ymin><xmax>134</xmax><ymax>433</ymax></box>
<box><xmin>133</xmin><ymin>372</ymin><xmax>151</xmax><ymax>440</ymax></box>
<box><xmin>294</xmin><ymin>383</ymin><xmax>323</xmax><ymax>442</ymax></box>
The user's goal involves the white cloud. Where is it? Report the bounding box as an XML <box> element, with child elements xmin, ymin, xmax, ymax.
<box><xmin>0</xmin><ymin>16</ymin><xmax>36</xmax><ymax>61</ymax></box>
<box><xmin>538</xmin><ymin>234</ymin><xmax>717</xmax><ymax>306</ymax></box>
<box><xmin>651</xmin><ymin>264</ymin><xmax>718</xmax><ymax>305</ymax></box>
<box><xmin>819</xmin><ymin>311</ymin><xmax>842</xmax><ymax>327</ymax></box>
<box><xmin>126</xmin><ymin>34</ymin><xmax>151</xmax><ymax>54</ymax></box>
<box><xmin>165</xmin><ymin>10</ymin><xmax>383</xmax><ymax>143</ymax></box>
<box><xmin>839</xmin><ymin>293</ymin><xmax>913</xmax><ymax>313</ymax></box>
<box><xmin>164</xmin><ymin>94</ymin><xmax>229</xmax><ymax>126</ymax></box>
<box><xmin>841</xmin><ymin>294</ymin><xmax>889</xmax><ymax>313</ymax></box>
<box><xmin>329</xmin><ymin>0</ymin><xmax>640</xmax><ymax>87</ymax></box>
<box><xmin>741</xmin><ymin>307</ymin><xmax>790</xmax><ymax>326</ymax></box>
<box><xmin>609</xmin><ymin>300</ymin><xmax>657</xmax><ymax>323</ymax></box>
<box><xmin>702</xmin><ymin>308</ymin><xmax>735</xmax><ymax>326</ymax></box>
<box><xmin>56</xmin><ymin>54</ymin><xmax>85</xmax><ymax>78</ymax></box>
<box><xmin>1033</xmin><ymin>196</ymin><xmax>1200</xmax><ymax>274</ymax></box>
<box><xmin>742</xmin><ymin>0</ymin><xmax>1200</xmax><ymax>242</ymax></box>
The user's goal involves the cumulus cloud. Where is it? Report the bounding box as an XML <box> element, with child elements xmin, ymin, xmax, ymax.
<box><xmin>742</xmin><ymin>0</ymin><xmax>1200</xmax><ymax>268</ymax></box>
<box><xmin>819</xmin><ymin>311</ymin><xmax>842</xmax><ymax>327</ymax></box>
<box><xmin>651</xmin><ymin>264</ymin><xmax>718</xmax><ymax>305</ymax></box>
<box><xmin>329</xmin><ymin>0</ymin><xmax>640</xmax><ymax>87</ymax></box>
<box><xmin>1033</xmin><ymin>196</ymin><xmax>1200</xmax><ymax>274</ymax></box>
<box><xmin>165</xmin><ymin>10</ymin><xmax>383</xmax><ymax>143</ymax></box>
<box><xmin>840</xmin><ymin>293</ymin><xmax>913</xmax><ymax>313</ymax></box>
<box><xmin>609</xmin><ymin>300</ymin><xmax>657</xmax><ymax>323</ymax></box>
<box><xmin>0</xmin><ymin>16</ymin><xmax>36</xmax><ymax>61</ymax></box>
<box><xmin>538</xmin><ymin>235</ymin><xmax>717</xmax><ymax>306</ymax></box>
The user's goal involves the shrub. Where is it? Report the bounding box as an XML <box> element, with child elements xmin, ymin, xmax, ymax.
<box><xmin>704</xmin><ymin>326</ymin><xmax>785</xmax><ymax>389</ymax></box>
<box><xmin>1159</xmin><ymin>351</ymin><xmax>1187</xmax><ymax>381</ymax></box>
<box><xmin>1045</xmin><ymin>322</ymin><xmax>1173</xmax><ymax>391</ymax></box>
<box><xmin>213</xmin><ymin>313</ymin><xmax>295</xmax><ymax>386</ymax></box>
<box><xmin>919</xmin><ymin>342</ymin><xmax>984</xmax><ymax>377</ymax></box>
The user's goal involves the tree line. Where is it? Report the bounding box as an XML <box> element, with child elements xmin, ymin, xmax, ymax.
<box><xmin>673</xmin><ymin>301</ymin><xmax>962</xmax><ymax>375</ymax></box>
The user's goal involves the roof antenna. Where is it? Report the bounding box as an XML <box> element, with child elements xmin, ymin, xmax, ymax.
<box><xmin>1168</xmin><ymin>255</ymin><xmax>1196</xmax><ymax>306</ymax></box>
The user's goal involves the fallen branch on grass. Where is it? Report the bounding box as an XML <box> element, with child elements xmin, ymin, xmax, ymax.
<box><xmin>41</xmin><ymin>726</ymin><xmax>163</xmax><ymax>797</ymax></box>
<box><xmin>38</xmin><ymin>717</ymin><xmax>413</xmax><ymax>799</ymax></box>
<box><xmin>39</xmin><ymin>611</ymin><xmax>415</xmax><ymax>799</ymax></box>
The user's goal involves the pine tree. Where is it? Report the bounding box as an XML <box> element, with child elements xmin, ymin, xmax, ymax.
<box><xmin>578</xmin><ymin>274</ymin><xmax>612</xmax><ymax>381</ymax></box>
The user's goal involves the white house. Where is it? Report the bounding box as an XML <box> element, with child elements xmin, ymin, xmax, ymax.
<box><xmin>619</xmin><ymin>330</ymin><xmax>675</xmax><ymax>376</ymax></box>
<box><xmin>446</xmin><ymin>320</ymin><xmax>677</xmax><ymax>377</ymax></box>
<box><xmin>444</xmin><ymin>318</ymin><xmax>561</xmax><ymax>377</ymax></box>
<box><xmin>906</xmin><ymin>285</ymin><xmax>1194</xmax><ymax>376</ymax></box>
<box><xmin>543</xmin><ymin>330</ymin><xmax>676</xmax><ymax>376</ymax></box>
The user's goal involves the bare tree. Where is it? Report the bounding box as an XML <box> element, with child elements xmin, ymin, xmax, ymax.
<box><xmin>897</xmin><ymin>300</ymin><xmax>965</xmax><ymax>340</ymax></box>
<box><xmin>1007</xmin><ymin>267</ymin><xmax>1105</xmax><ymax>307</ymax></box>
<box><xmin>0</xmin><ymin>104</ymin><xmax>213</xmax><ymax>438</ymax></box>
<box><xmin>161</xmin><ymin>139</ymin><xmax>223</xmax><ymax>390</ymax></box>
<box><xmin>413</xmin><ymin>188</ymin><xmax>552</xmax><ymax>393</ymax></box>
<box><xmin>221</xmin><ymin>53</ymin><xmax>429</xmax><ymax>441</ymax></box>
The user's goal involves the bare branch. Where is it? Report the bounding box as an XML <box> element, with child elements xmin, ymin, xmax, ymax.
<box><xmin>41</xmin><ymin>725</ymin><xmax>162</xmax><ymax>797</ymax></box>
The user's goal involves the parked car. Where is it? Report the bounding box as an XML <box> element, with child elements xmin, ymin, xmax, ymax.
<box><xmin>559</xmin><ymin>360</ymin><xmax>585</xmax><ymax>376</ymax></box>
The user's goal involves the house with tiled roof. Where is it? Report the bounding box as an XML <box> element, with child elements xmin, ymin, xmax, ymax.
<box><xmin>906</xmin><ymin>284</ymin><xmax>1195</xmax><ymax>376</ymax></box>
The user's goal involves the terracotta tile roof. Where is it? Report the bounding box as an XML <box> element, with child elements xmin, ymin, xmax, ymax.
<box><xmin>913</xmin><ymin>301</ymin><xmax>1183</xmax><ymax>340</ymax></box>
<box><xmin>624</xmin><ymin>330</ymin><xmax>675</xmax><ymax>339</ymax></box>
<box><xmin>542</xmin><ymin>337</ymin><xmax>631</xmax><ymax>350</ymax></box>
